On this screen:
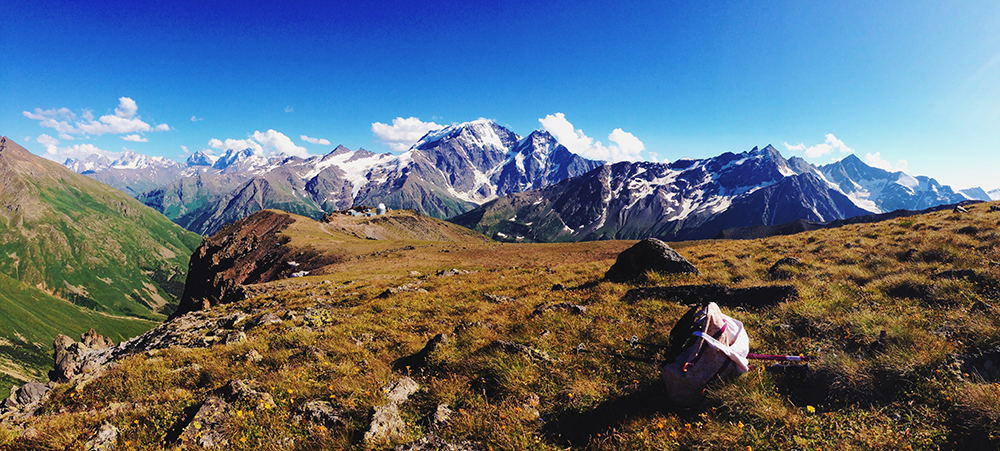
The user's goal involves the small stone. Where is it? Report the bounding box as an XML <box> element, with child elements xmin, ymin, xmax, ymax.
<box><xmin>430</xmin><ymin>403</ymin><xmax>452</xmax><ymax>430</ymax></box>
<box><xmin>245</xmin><ymin>349</ymin><xmax>263</xmax><ymax>362</ymax></box>
<box><xmin>84</xmin><ymin>423</ymin><xmax>118</xmax><ymax>451</ymax></box>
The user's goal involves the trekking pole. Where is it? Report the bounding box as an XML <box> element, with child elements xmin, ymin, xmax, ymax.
<box><xmin>746</xmin><ymin>353</ymin><xmax>816</xmax><ymax>362</ymax></box>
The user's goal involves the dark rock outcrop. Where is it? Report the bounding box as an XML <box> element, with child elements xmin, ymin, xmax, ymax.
<box><xmin>604</xmin><ymin>238</ymin><xmax>699</xmax><ymax>282</ymax></box>
<box><xmin>393</xmin><ymin>334</ymin><xmax>449</xmax><ymax>373</ymax></box>
<box><xmin>172</xmin><ymin>210</ymin><xmax>339</xmax><ymax>318</ymax></box>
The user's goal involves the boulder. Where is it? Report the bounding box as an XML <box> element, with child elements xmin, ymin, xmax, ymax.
<box><xmin>604</xmin><ymin>238</ymin><xmax>699</xmax><ymax>282</ymax></box>
<box><xmin>393</xmin><ymin>334</ymin><xmax>449</xmax><ymax>373</ymax></box>
<box><xmin>179</xmin><ymin>396</ymin><xmax>231</xmax><ymax>448</ymax></box>
<box><xmin>364</xmin><ymin>378</ymin><xmax>420</xmax><ymax>445</ymax></box>
<box><xmin>297</xmin><ymin>400</ymin><xmax>345</xmax><ymax>429</ymax></box>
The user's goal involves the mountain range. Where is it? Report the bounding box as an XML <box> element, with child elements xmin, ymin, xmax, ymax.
<box><xmin>67</xmin><ymin>120</ymin><xmax>602</xmax><ymax>235</ymax></box>
<box><xmin>63</xmin><ymin>120</ymin><xmax>991</xmax><ymax>240</ymax></box>
<box><xmin>452</xmin><ymin>145</ymin><xmax>989</xmax><ymax>242</ymax></box>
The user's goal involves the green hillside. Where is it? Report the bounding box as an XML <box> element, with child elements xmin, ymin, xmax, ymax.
<box><xmin>0</xmin><ymin>136</ymin><xmax>201</xmax><ymax>389</ymax></box>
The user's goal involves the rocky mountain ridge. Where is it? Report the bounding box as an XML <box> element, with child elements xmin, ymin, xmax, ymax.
<box><xmin>451</xmin><ymin>145</ymin><xmax>867</xmax><ymax>241</ymax></box>
<box><xmin>66</xmin><ymin>120</ymin><xmax>602</xmax><ymax>235</ymax></box>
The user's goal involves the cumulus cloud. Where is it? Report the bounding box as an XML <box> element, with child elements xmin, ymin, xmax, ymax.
<box><xmin>206</xmin><ymin>130</ymin><xmax>309</xmax><ymax>158</ymax></box>
<box><xmin>121</xmin><ymin>134</ymin><xmax>148</xmax><ymax>142</ymax></box>
<box><xmin>284</xmin><ymin>106</ymin><xmax>294</xmax><ymax>113</ymax></box>
<box><xmin>253</xmin><ymin>130</ymin><xmax>309</xmax><ymax>158</ymax></box>
<box><xmin>180</xmin><ymin>145</ymin><xmax>190</xmax><ymax>154</ymax></box>
<box><xmin>23</xmin><ymin>97</ymin><xmax>170</xmax><ymax>138</ymax></box>
<box><xmin>785</xmin><ymin>134</ymin><xmax>854</xmax><ymax>159</ymax></box>
<box><xmin>538</xmin><ymin>113</ymin><xmax>645</xmax><ymax>162</ymax></box>
<box><xmin>115</xmin><ymin>97</ymin><xmax>138</xmax><ymax>118</ymax></box>
<box><xmin>300</xmin><ymin>135</ymin><xmax>331</xmax><ymax>145</ymax></box>
<box><xmin>865</xmin><ymin>152</ymin><xmax>909</xmax><ymax>173</ymax></box>
<box><xmin>36</xmin><ymin>134</ymin><xmax>60</xmax><ymax>155</ymax></box>
<box><xmin>208</xmin><ymin>138</ymin><xmax>263</xmax><ymax>154</ymax></box>
<box><xmin>191</xmin><ymin>116</ymin><xmax>203</xmax><ymax>122</ymax></box>
<box><xmin>59</xmin><ymin>144</ymin><xmax>117</xmax><ymax>161</ymax></box>
<box><xmin>34</xmin><ymin>133</ymin><xmax>118</xmax><ymax>162</ymax></box>
<box><xmin>372</xmin><ymin>117</ymin><xmax>443</xmax><ymax>152</ymax></box>
<box><xmin>782</xmin><ymin>142</ymin><xmax>806</xmax><ymax>152</ymax></box>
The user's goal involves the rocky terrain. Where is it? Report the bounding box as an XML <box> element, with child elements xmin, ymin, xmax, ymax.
<box><xmin>3</xmin><ymin>200</ymin><xmax>1000</xmax><ymax>449</ymax></box>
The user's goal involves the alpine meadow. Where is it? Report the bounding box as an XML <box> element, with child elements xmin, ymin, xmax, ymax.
<box><xmin>4</xmin><ymin>1</ymin><xmax>1000</xmax><ymax>450</ymax></box>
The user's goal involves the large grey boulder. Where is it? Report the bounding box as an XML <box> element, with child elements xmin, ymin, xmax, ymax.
<box><xmin>364</xmin><ymin>377</ymin><xmax>420</xmax><ymax>445</ymax></box>
<box><xmin>604</xmin><ymin>238</ymin><xmax>699</xmax><ymax>282</ymax></box>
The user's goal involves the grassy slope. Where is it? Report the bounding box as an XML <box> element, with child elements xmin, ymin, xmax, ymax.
<box><xmin>0</xmin><ymin>137</ymin><xmax>201</xmax><ymax>397</ymax></box>
<box><xmin>4</xmin><ymin>202</ymin><xmax>1000</xmax><ymax>449</ymax></box>
<box><xmin>0</xmin><ymin>273</ymin><xmax>156</xmax><ymax>395</ymax></box>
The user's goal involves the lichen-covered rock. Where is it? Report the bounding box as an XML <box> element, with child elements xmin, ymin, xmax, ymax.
<box><xmin>297</xmin><ymin>400</ymin><xmax>345</xmax><ymax>429</ymax></box>
<box><xmin>365</xmin><ymin>377</ymin><xmax>420</xmax><ymax>445</ymax></box>
<box><xmin>394</xmin><ymin>434</ymin><xmax>485</xmax><ymax>451</ymax></box>
<box><xmin>604</xmin><ymin>238</ymin><xmax>699</xmax><ymax>282</ymax></box>
<box><xmin>179</xmin><ymin>396</ymin><xmax>231</xmax><ymax>448</ymax></box>
<box><xmin>84</xmin><ymin>423</ymin><xmax>118</xmax><ymax>451</ymax></box>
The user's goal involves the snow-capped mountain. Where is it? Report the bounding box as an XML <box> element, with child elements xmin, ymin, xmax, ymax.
<box><xmin>988</xmin><ymin>188</ymin><xmax>1000</xmax><ymax>201</ymax></box>
<box><xmin>818</xmin><ymin>154</ymin><xmax>989</xmax><ymax>212</ymax></box>
<box><xmin>452</xmin><ymin>145</ymin><xmax>924</xmax><ymax>242</ymax></box>
<box><xmin>185</xmin><ymin>150</ymin><xmax>219</xmax><ymax>167</ymax></box>
<box><xmin>132</xmin><ymin>120</ymin><xmax>601</xmax><ymax>234</ymax></box>
<box><xmin>64</xmin><ymin>151</ymin><xmax>187</xmax><ymax>196</ymax></box>
<box><xmin>352</xmin><ymin>120</ymin><xmax>603</xmax><ymax>219</ymax></box>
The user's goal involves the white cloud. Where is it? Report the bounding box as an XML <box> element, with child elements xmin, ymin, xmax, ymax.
<box><xmin>23</xmin><ymin>97</ymin><xmax>169</xmax><ymax>137</ymax></box>
<box><xmin>300</xmin><ymin>135</ymin><xmax>331</xmax><ymax>146</ymax></box>
<box><xmin>58</xmin><ymin>144</ymin><xmax>117</xmax><ymax>161</ymax></box>
<box><xmin>191</xmin><ymin>116</ymin><xmax>203</xmax><ymax>122</ymax></box>
<box><xmin>181</xmin><ymin>145</ymin><xmax>190</xmax><ymax>154</ymax></box>
<box><xmin>115</xmin><ymin>97</ymin><xmax>138</xmax><ymax>118</ymax></box>
<box><xmin>121</xmin><ymin>134</ymin><xmax>148</xmax><ymax>142</ymax></box>
<box><xmin>24</xmin><ymin>136</ymin><xmax>31</xmax><ymax>142</ymax></box>
<box><xmin>253</xmin><ymin>130</ymin><xmax>309</xmax><ymax>158</ymax></box>
<box><xmin>208</xmin><ymin>138</ymin><xmax>263</xmax><ymax>154</ymax></box>
<box><xmin>782</xmin><ymin>142</ymin><xmax>806</xmax><ymax>152</ymax></box>
<box><xmin>36</xmin><ymin>134</ymin><xmax>60</xmax><ymax>155</ymax></box>
<box><xmin>538</xmin><ymin>113</ymin><xmax>645</xmax><ymax>162</ymax></box>
<box><xmin>865</xmin><ymin>152</ymin><xmax>909</xmax><ymax>173</ymax></box>
<box><xmin>785</xmin><ymin>134</ymin><xmax>854</xmax><ymax>158</ymax></box>
<box><xmin>372</xmin><ymin>117</ymin><xmax>443</xmax><ymax>152</ymax></box>
<box><xmin>285</xmin><ymin>106</ymin><xmax>294</xmax><ymax>113</ymax></box>
<box><xmin>34</xmin><ymin>133</ymin><xmax>118</xmax><ymax>162</ymax></box>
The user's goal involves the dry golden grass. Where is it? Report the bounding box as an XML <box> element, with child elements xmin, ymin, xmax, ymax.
<box><xmin>4</xmin><ymin>202</ymin><xmax>1000</xmax><ymax>450</ymax></box>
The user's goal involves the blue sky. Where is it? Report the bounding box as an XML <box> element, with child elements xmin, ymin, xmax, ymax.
<box><xmin>3</xmin><ymin>1</ymin><xmax>999</xmax><ymax>190</ymax></box>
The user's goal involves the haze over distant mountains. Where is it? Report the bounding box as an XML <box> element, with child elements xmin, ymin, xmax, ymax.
<box><xmin>62</xmin><ymin>119</ymin><xmax>992</xmax><ymax>240</ymax></box>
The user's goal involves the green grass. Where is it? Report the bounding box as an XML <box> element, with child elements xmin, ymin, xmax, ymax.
<box><xmin>5</xmin><ymin>202</ymin><xmax>1000</xmax><ymax>449</ymax></box>
<box><xmin>0</xmin><ymin>273</ymin><xmax>158</xmax><ymax>384</ymax></box>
